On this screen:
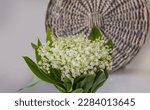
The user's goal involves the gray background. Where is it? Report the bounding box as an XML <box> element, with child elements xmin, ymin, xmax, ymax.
<box><xmin>0</xmin><ymin>0</ymin><xmax>150</xmax><ymax>93</ymax></box>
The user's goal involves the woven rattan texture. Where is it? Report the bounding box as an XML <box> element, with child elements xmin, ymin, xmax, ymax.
<box><xmin>45</xmin><ymin>0</ymin><xmax>149</xmax><ymax>71</ymax></box>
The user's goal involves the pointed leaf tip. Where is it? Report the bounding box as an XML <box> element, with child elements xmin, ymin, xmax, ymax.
<box><xmin>23</xmin><ymin>56</ymin><xmax>55</xmax><ymax>84</ymax></box>
<box><xmin>89</xmin><ymin>25</ymin><xmax>102</xmax><ymax>41</ymax></box>
<box><xmin>31</xmin><ymin>43</ymin><xmax>38</xmax><ymax>49</ymax></box>
<box><xmin>106</xmin><ymin>39</ymin><xmax>113</xmax><ymax>49</ymax></box>
<box><xmin>38</xmin><ymin>38</ymin><xmax>42</xmax><ymax>47</ymax></box>
<box><xmin>46</xmin><ymin>27</ymin><xmax>53</xmax><ymax>44</ymax></box>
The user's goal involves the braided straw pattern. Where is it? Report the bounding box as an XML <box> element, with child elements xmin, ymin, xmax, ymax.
<box><xmin>45</xmin><ymin>0</ymin><xmax>149</xmax><ymax>71</ymax></box>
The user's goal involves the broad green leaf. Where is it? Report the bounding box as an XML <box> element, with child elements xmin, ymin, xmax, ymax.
<box><xmin>106</xmin><ymin>39</ymin><xmax>113</xmax><ymax>49</ymax></box>
<box><xmin>45</xmin><ymin>67</ymin><xmax>64</xmax><ymax>87</ymax></box>
<box><xmin>48</xmin><ymin>70</ymin><xmax>64</xmax><ymax>87</ymax></box>
<box><xmin>74</xmin><ymin>75</ymin><xmax>86</xmax><ymax>85</ymax></box>
<box><xmin>73</xmin><ymin>75</ymin><xmax>86</xmax><ymax>90</ymax></box>
<box><xmin>39</xmin><ymin>67</ymin><xmax>63</xmax><ymax>87</ymax></box>
<box><xmin>89</xmin><ymin>25</ymin><xmax>102</xmax><ymax>41</ymax></box>
<box><xmin>55</xmin><ymin>85</ymin><xmax>66</xmax><ymax>93</ymax></box>
<box><xmin>18</xmin><ymin>76</ymin><xmax>41</xmax><ymax>91</ymax></box>
<box><xmin>38</xmin><ymin>67</ymin><xmax>60</xmax><ymax>85</ymax></box>
<box><xmin>64</xmin><ymin>77</ymin><xmax>74</xmax><ymax>92</ymax></box>
<box><xmin>91</xmin><ymin>71</ymin><xmax>107</xmax><ymax>92</ymax></box>
<box><xmin>71</xmin><ymin>88</ymin><xmax>83</xmax><ymax>93</ymax></box>
<box><xmin>49</xmin><ymin>68</ymin><xmax>61</xmax><ymax>82</ymax></box>
<box><xmin>76</xmin><ymin>74</ymin><xmax>96</xmax><ymax>93</ymax></box>
<box><xmin>46</xmin><ymin>27</ymin><xmax>53</xmax><ymax>45</ymax></box>
<box><xmin>92</xmin><ymin>81</ymin><xmax>106</xmax><ymax>93</ymax></box>
<box><xmin>23</xmin><ymin>56</ymin><xmax>56</xmax><ymax>84</ymax></box>
<box><xmin>104</xmin><ymin>68</ymin><xmax>109</xmax><ymax>79</ymax></box>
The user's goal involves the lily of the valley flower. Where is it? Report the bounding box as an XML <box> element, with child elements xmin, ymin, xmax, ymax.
<box><xmin>37</xmin><ymin>34</ymin><xmax>112</xmax><ymax>80</ymax></box>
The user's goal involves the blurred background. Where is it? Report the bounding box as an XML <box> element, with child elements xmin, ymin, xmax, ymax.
<box><xmin>0</xmin><ymin>0</ymin><xmax>150</xmax><ymax>93</ymax></box>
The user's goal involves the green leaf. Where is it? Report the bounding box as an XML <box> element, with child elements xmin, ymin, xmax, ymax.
<box><xmin>73</xmin><ymin>75</ymin><xmax>86</xmax><ymax>89</ymax></box>
<box><xmin>89</xmin><ymin>25</ymin><xmax>102</xmax><ymax>41</ymax></box>
<box><xmin>35</xmin><ymin>49</ymin><xmax>41</xmax><ymax>63</ymax></box>
<box><xmin>106</xmin><ymin>39</ymin><xmax>113</xmax><ymax>49</ymax></box>
<box><xmin>49</xmin><ymin>68</ymin><xmax>61</xmax><ymax>82</ymax></box>
<box><xmin>91</xmin><ymin>71</ymin><xmax>107</xmax><ymax>92</ymax></box>
<box><xmin>35</xmin><ymin>38</ymin><xmax>42</xmax><ymax>63</ymax></box>
<box><xmin>31</xmin><ymin>43</ymin><xmax>38</xmax><ymax>49</ymax></box>
<box><xmin>48</xmin><ymin>68</ymin><xmax>64</xmax><ymax>87</ymax></box>
<box><xmin>71</xmin><ymin>88</ymin><xmax>83</xmax><ymax>93</ymax></box>
<box><xmin>74</xmin><ymin>75</ymin><xmax>86</xmax><ymax>84</ymax></box>
<box><xmin>18</xmin><ymin>76</ymin><xmax>41</xmax><ymax>91</ymax></box>
<box><xmin>38</xmin><ymin>38</ymin><xmax>42</xmax><ymax>47</ymax></box>
<box><xmin>55</xmin><ymin>85</ymin><xmax>66</xmax><ymax>93</ymax></box>
<box><xmin>104</xmin><ymin>69</ymin><xmax>109</xmax><ymax>79</ymax></box>
<box><xmin>92</xmin><ymin>81</ymin><xmax>106</xmax><ymax>93</ymax></box>
<box><xmin>38</xmin><ymin>68</ymin><xmax>59</xmax><ymax>85</ymax></box>
<box><xmin>31</xmin><ymin>43</ymin><xmax>41</xmax><ymax>63</ymax></box>
<box><xmin>23</xmin><ymin>56</ymin><xmax>56</xmax><ymax>84</ymax></box>
<box><xmin>46</xmin><ymin>27</ymin><xmax>53</xmax><ymax>45</ymax></box>
<box><xmin>76</xmin><ymin>74</ymin><xmax>96</xmax><ymax>93</ymax></box>
<box><xmin>64</xmin><ymin>77</ymin><xmax>74</xmax><ymax>92</ymax></box>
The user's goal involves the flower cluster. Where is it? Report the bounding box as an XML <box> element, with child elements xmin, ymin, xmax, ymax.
<box><xmin>37</xmin><ymin>34</ymin><xmax>112</xmax><ymax>79</ymax></box>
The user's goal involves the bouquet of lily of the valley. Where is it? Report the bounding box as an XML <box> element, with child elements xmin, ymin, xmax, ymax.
<box><xmin>23</xmin><ymin>26</ymin><xmax>113</xmax><ymax>93</ymax></box>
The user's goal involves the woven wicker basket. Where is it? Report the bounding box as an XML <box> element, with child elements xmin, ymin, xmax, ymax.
<box><xmin>45</xmin><ymin>0</ymin><xmax>149</xmax><ymax>71</ymax></box>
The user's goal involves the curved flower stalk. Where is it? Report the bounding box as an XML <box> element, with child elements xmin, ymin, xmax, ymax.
<box><xmin>23</xmin><ymin>26</ymin><xmax>113</xmax><ymax>93</ymax></box>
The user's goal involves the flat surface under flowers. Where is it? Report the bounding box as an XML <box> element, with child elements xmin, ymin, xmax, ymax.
<box><xmin>37</xmin><ymin>34</ymin><xmax>112</xmax><ymax>79</ymax></box>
